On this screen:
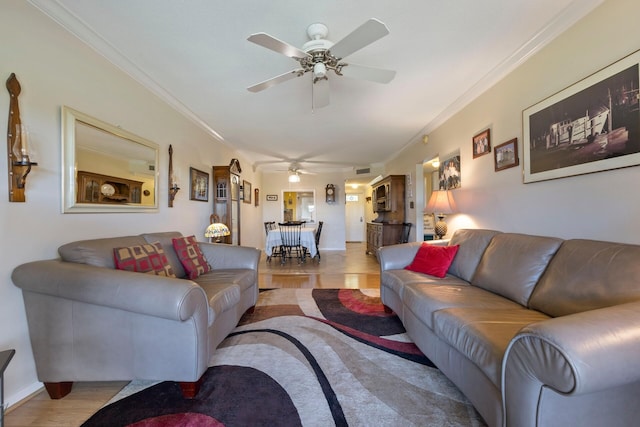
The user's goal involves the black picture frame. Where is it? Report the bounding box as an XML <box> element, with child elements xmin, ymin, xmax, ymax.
<box><xmin>189</xmin><ymin>167</ymin><xmax>209</xmax><ymax>202</ymax></box>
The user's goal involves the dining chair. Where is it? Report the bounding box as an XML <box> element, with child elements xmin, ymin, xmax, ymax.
<box><xmin>278</xmin><ymin>222</ymin><xmax>305</xmax><ymax>264</ymax></box>
<box><xmin>264</xmin><ymin>222</ymin><xmax>281</xmax><ymax>262</ymax></box>
<box><xmin>313</xmin><ymin>221</ymin><xmax>324</xmax><ymax>261</ymax></box>
<box><xmin>399</xmin><ymin>222</ymin><xmax>412</xmax><ymax>244</ymax></box>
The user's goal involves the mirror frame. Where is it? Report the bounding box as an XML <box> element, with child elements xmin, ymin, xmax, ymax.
<box><xmin>61</xmin><ymin>106</ymin><xmax>160</xmax><ymax>213</ymax></box>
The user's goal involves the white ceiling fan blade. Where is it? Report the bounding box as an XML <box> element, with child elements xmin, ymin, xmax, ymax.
<box><xmin>247</xmin><ymin>69</ymin><xmax>303</xmax><ymax>93</ymax></box>
<box><xmin>247</xmin><ymin>33</ymin><xmax>311</xmax><ymax>60</ymax></box>
<box><xmin>312</xmin><ymin>78</ymin><xmax>330</xmax><ymax>110</ymax></box>
<box><xmin>329</xmin><ymin>18</ymin><xmax>390</xmax><ymax>60</ymax></box>
<box><xmin>340</xmin><ymin>63</ymin><xmax>396</xmax><ymax>84</ymax></box>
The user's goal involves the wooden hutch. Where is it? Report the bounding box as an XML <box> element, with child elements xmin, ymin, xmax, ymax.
<box><xmin>366</xmin><ymin>174</ymin><xmax>406</xmax><ymax>257</ymax></box>
<box><xmin>76</xmin><ymin>171</ymin><xmax>143</xmax><ymax>204</ymax></box>
<box><xmin>212</xmin><ymin>159</ymin><xmax>242</xmax><ymax>245</ymax></box>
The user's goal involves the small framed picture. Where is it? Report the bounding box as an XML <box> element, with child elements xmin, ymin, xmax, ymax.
<box><xmin>243</xmin><ymin>180</ymin><xmax>252</xmax><ymax>204</ymax></box>
<box><xmin>189</xmin><ymin>167</ymin><xmax>209</xmax><ymax>202</ymax></box>
<box><xmin>472</xmin><ymin>128</ymin><xmax>491</xmax><ymax>158</ymax></box>
<box><xmin>266</xmin><ymin>194</ymin><xmax>278</xmax><ymax>201</ymax></box>
<box><xmin>494</xmin><ymin>138</ymin><xmax>520</xmax><ymax>172</ymax></box>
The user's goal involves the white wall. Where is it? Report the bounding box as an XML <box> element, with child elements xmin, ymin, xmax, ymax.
<box><xmin>0</xmin><ymin>2</ymin><xmax>261</xmax><ymax>407</ymax></box>
<box><xmin>387</xmin><ymin>0</ymin><xmax>640</xmax><ymax>244</ymax></box>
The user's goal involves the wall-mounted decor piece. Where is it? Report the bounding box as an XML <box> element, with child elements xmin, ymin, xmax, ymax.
<box><xmin>438</xmin><ymin>152</ymin><xmax>461</xmax><ymax>190</ymax></box>
<box><xmin>243</xmin><ymin>180</ymin><xmax>252</xmax><ymax>204</ymax></box>
<box><xmin>254</xmin><ymin>188</ymin><xmax>259</xmax><ymax>206</ymax></box>
<box><xmin>189</xmin><ymin>167</ymin><xmax>209</xmax><ymax>201</ymax></box>
<box><xmin>472</xmin><ymin>128</ymin><xmax>491</xmax><ymax>158</ymax></box>
<box><xmin>6</xmin><ymin>73</ymin><xmax>38</xmax><ymax>202</ymax></box>
<box><xmin>494</xmin><ymin>138</ymin><xmax>520</xmax><ymax>172</ymax></box>
<box><xmin>523</xmin><ymin>49</ymin><xmax>640</xmax><ymax>183</ymax></box>
<box><xmin>168</xmin><ymin>145</ymin><xmax>180</xmax><ymax>207</ymax></box>
<box><xmin>266</xmin><ymin>194</ymin><xmax>278</xmax><ymax>201</ymax></box>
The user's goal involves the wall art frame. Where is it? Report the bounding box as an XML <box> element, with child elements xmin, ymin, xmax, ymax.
<box><xmin>266</xmin><ymin>194</ymin><xmax>278</xmax><ymax>201</ymax></box>
<box><xmin>243</xmin><ymin>180</ymin><xmax>252</xmax><ymax>204</ymax></box>
<box><xmin>494</xmin><ymin>138</ymin><xmax>520</xmax><ymax>172</ymax></box>
<box><xmin>472</xmin><ymin>128</ymin><xmax>491</xmax><ymax>158</ymax></box>
<box><xmin>523</xmin><ymin>49</ymin><xmax>640</xmax><ymax>183</ymax></box>
<box><xmin>189</xmin><ymin>167</ymin><xmax>209</xmax><ymax>202</ymax></box>
<box><xmin>438</xmin><ymin>152</ymin><xmax>461</xmax><ymax>190</ymax></box>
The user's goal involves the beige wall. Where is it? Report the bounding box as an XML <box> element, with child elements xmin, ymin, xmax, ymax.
<box><xmin>387</xmin><ymin>0</ymin><xmax>640</xmax><ymax>243</ymax></box>
<box><xmin>0</xmin><ymin>1</ymin><xmax>262</xmax><ymax>406</ymax></box>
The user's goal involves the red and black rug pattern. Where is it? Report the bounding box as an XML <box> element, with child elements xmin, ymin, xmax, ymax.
<box><xmin>82</xmin><ymin>289</ymin><xmax>485</xmax><ymax>427</ymax></box>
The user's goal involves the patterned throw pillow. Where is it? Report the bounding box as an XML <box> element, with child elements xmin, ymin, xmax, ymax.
<box><xmin>113</xmin><ymin>241</ymin><xmax>176</xmax><ymax>277</ymax></box>
<box><xmin>172</xmin><ymin>235</ymin><xmax>212</xmax><ymax>279</ymax></box>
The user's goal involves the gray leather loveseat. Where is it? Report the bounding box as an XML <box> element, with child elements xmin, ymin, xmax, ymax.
<box><xmin>12</xmin><ymin>231</ymin><xmax>260</xmax><ymax>399</ymax></box>
<box><xmin>379</xmin><ymin>229</ymin><xmax>640</xmax><ymax>427</ymax></box>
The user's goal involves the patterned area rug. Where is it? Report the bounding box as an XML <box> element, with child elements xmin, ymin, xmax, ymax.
<box><xmin>82</xmin><ymin>288</ymin><xmax>486</xmax><ymax>426</ymax></box>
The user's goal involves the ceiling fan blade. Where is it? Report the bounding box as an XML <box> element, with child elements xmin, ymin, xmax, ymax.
<box><xmin>247</xmin><ymin>69</ymin><xmax>303</xmax><ymax>93</ymax></box>
<box><xmin>312</xmin><ymin>78</ymin><xmax>330</xmax><ymax>110</ymax></box>
<box><xmin>247</xmin><ymin>33</ymin><xmax>311</xmax><ymax>60</ymax></box>
<box><xmin>339</xmin><ymin>63</ymin><xmax>396</xmax><ymax>84</ymax></box>
<box><xmin>329</xmin><ymin>18</ymin><xmax>390</xmax><ymax>60</ymax></box>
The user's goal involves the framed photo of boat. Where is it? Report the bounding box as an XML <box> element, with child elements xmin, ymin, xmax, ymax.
<box><xmin>523</xmin><ymin>49</ymin><xmax>640</xmax><ymax>183</ymax></box>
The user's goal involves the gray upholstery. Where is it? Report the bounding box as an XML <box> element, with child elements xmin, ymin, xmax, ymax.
<box><xmin>379</xmin><ymin>229</ymin><xmax>640</xmax><ymax>427</ymax></box>
<box><xmin>12</xmin><ymin>231</ymin><xmax>260</xmax><ymax>392</ymax></box>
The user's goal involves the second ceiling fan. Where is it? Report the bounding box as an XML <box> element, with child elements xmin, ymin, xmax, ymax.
<box><xmin>247</xmin><ymin>18</ymin><xmax>395</xmax><ymax>109</ymax></box>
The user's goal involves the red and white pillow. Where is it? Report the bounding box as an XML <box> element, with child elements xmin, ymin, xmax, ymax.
<box><xmin>172</xmin><ymin>235</ymin><xmax>212</xmax><ymax>279</ymax></box>
<box><xmin>114</xmin><ymin>241</ymin><xmax>176</xmax><ymax>277</ymax></box>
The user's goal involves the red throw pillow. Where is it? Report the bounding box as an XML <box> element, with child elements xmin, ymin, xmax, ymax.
<box><xmin>114</xmin><ymin>241</ymin><xmax>176</xmax><ymax>277</ymax></box>
<box><xmin>405</xmin><ymin>243</ymin><xmax>460</xmax><ymax>278</ymax></box>
<box><xmin>172</xmin><ymin>235</ymin><xmax>212</xmax><ymax>279</ymax></box>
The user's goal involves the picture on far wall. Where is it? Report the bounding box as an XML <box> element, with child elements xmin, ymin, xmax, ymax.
<box><xmin>494</xmin><ymin>138</ymin><xmax>520</xmax><ymax>172</ymax></box>
<box><xmin>438</xmin><ymin>153</ymin><xmax>461</xmax><ymax>190</ymax></box>
<box><xmin>189</xmin><ymin>167</ymin><xmax>209</xmax><ymax>202</ymax></box>
<box><xmin>243</xmin><ymin>180</ymin><xmax>252</xmax><ymax>204</ymax></box>
<box><xmin>523</xmin><ymin>49</ymin><xmax>640</xmax><ymax>183</ymax></box>
<box><xmin>472</xmin><ymin>128</ymin><xmax>491</xmax><ymax>158</ymax></box>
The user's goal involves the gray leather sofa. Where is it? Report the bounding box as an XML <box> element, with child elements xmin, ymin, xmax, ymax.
<box><xmin>379</xmin><ymin>229</ymin><xmax>640</xmax><ymax>427</ymax></box>
<box><xmin>12</xmin><ymin>231</ymin><xmax>260</xmax><ymax>399</ymax></box>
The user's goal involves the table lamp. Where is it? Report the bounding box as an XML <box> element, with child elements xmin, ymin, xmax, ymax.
<box><xmin>205</xmin><ymin>223</ymin><xmax>231</xmax><ymax>243</ymax></box>
<box><xmin>425</xmin><ymin>190</ymin><xmax>457</xmax><ymax>239</ymax></box>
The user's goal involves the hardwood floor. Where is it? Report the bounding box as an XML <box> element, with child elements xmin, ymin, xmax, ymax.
<box><xmin>5</xmin><ymin>242</ymin><xmax>381</xmax><ymax>427</ymax></box>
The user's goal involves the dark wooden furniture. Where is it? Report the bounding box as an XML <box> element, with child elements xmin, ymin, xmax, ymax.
<box><xmin>212</xmin><ymin>162</ymin><xmax>241</xmax><ymax>245</ymax></box>
<box><xmin>1</xmin><ymin>349</ymin><xmax>15</xmax><ymax>426</ymax></box>
<box><xmin>76</xmin><ymin>171</ymin><xmax>143</xmax><ymax>204</ymax></box>
<box><xmin>367</xmin><ymin>175</ymin><xmax>406</xmax><ymax>257</ymax></box>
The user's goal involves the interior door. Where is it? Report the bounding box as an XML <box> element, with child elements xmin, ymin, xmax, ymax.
<box><xmin>345</xmin><ymin>193</ymin><xmax>365</xmax><ymax>242</ymax></box>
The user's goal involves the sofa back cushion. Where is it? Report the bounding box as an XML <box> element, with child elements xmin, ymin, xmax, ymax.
<box><xmin>529</xmin><ymin>239</ymin><xmax>640</xmax><ymax>317</ymax></box>
<box><xmin>472</xmin><ymin>233</ymin><xmax>563</xmax><ymax>306</ymax></box>
<box><xmin>59</xmin><ymin>235</ymin><xmax>147</xmax><ymax>268</ymax></box>
<box><xmin>447</xmin><ymin>229</ymin><xmax>502</xmax><ymax>282</ymax></box>
<box><xmin>141</xmin><ymin>232</ymin><xmax>186</xmax><ymax>278</ymax></box>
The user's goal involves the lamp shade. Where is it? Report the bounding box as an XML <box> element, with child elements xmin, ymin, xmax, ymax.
<box><xmin>425</xmin><ymin>190</ymin><xmax>457</xmax><ymax>215</ymax></box>
<box><xmin>288</xmin><ymin>172</ymin><xmax>300</xmax><ymax>183</ymax></box>
<box><xmin>205</xmin><ymin>223</ymin><xmax>230</xmax><ymax>238</ymax></box>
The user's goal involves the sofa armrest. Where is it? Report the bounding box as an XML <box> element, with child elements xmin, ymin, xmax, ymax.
<box><xmin>198</xmin><ymin>243</ymin><xmax>261</xmax><ymax>271</ymax></box>
<box><xmin>502</xmin><ymin>301</ymin><xmax>640</xmax><ymax>425</ymax></box>
<box><xmin>377</xmin><ymin>242</ymin><xmax>423</xmax><ymax>271</ymax></box>
<box><xmin>12</xmin><ymin>260</ymin><xmax>207</xmax><ymax>321</ymax></box>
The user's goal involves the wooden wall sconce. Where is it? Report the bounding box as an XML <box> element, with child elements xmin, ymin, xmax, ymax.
<box><xmin>168</xmin><ymin>144</ymin><xmax>180</xmax><ymax>207</ymax></box>
<box><xmin>6</xmin><ymin>73</ymin><xmax>37</xmax><ymax>202</ymax></box>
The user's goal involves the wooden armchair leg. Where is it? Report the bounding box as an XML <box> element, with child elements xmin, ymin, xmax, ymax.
<box><xmin>178</xmin><ymin>376</ymin><xmax>203</xmax><ymax>399</ymax></box>
<box><xmin>44</xmin><ymin>381</ymin><xmax>73</xmax><ymax>399</ymax></box>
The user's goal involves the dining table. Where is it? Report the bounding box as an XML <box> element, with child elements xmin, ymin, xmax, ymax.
<box><xmin>265</xmin><ymin>226</ymin><xmax>317</xmax><ymax>258</ymax></box>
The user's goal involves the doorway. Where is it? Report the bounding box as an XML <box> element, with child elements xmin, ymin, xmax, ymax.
<box><xmin>345</xmin><ymin>193</ymin><xmax>365</xmax><ymax>242</ymax></box>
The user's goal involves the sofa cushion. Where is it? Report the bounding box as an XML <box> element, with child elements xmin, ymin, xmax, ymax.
<box><xmin>405</xmin><ymin>244</ymin><xmax>460</xmax><ymax>278</ymax></box>
<box><xmin>113</xmin><ymin>241</ymin><xmax>176</xmax><ymax>277</ymax></box>
<box><xmin>472</xmin><ymin>233</ymin><xmax>563</xmax><ymax>306</ymax></box>
<box><xmin>59</xmin><ymin>235</ymin><xmax>147</xmax><ymax>268</ymax></box>
<box><xmin>448</xmin><ymin>229</ymin><xmax>502</xmax><ymax>283</ymax></box>
<box><xmin>141</xmin><ymin>232</ymin><xmax>186</xmax><ymax>278</ymax></box>
<box><xmin>433</xmin><ymin>307</ymin><xmax>550</xmax><ymax>387</ymax></box>
<box><xmin>172</xmin><ymin>236</ymin><xmax>212</xmax><ymax>279</ymax></box>
<box><xmin>402</xmin><ymin>281</ymin><xmax>522</xmax><ymax>329</ymax></box>
<box><xmin>194</xmin><ymin>269</ymin><xmax>257</xmax><ymax>294</ymax></box>
<box><xmin>529</xmin><ymin>239</ymin><xmax>640</xmax><ymax>317</ymax></box>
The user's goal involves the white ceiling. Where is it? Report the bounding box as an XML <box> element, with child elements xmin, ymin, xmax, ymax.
<box><xmin>29</xmin><ymin>0</ymin><xmax>603</xmax><ymax>177</ymax></box>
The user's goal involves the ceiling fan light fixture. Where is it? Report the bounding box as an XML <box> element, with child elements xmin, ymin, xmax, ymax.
<box><xmin>288</xmin><ymin>172</ymin><xmax>301</xmax><ymax>183</ymax></box>
<box><xmin>313</xmin><ymin>62</ymin><xmax>327</xmax><ymax>79</ymax></box>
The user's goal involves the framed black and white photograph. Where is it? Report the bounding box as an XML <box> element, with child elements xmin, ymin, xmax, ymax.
<box><xmin>189</xmin><ymin>167</ymin><xmax>209</xmax><ymax>201</ymax></box>
<box><xmin>243</xmin><ymin>180</ymin><xmax>252</xmax><ymax>204</ymax></box>
<box><xmin>472</xmin><ymin>128</ymin><xmax>491</xmax><ymax>158</ymax></box>
<box><xmin>494</xmin><ymin>138</ymin><xmax>519</xmax><ymax>172</ymax></box>
<box><xmin>523</xmin><ymin>49</ymin><xmax>640</xmax><ymax>183</ymax></box>
<box><xmin>438</xmin><ymin>152</ymin><xmax>461</xmax><ymax>190</ymax></box>
<box><xmin>266</xmin><ymin>194</ymin><xmax>278</xmax><ymax>201</ymax></box>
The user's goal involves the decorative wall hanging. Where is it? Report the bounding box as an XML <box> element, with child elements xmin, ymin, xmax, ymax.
<box><xmin>254</xmin><ymin>188</ymin><xmax>259</xmax><ymax>206</ymax></box>
<box><xmin>494</xmin><ymin>138</ymin><xmax>519</xmax><ymax>172</ymax></box>
<box><xmin>266</xmin><ymin>194</ymin><xmax>278</xmax><ymax>201</ymax></box>
<box><xmin>243</xmin><ymin>180</ymin><xmax>252</xmax><ymax>204</ymax></box>
<box><xmin>189</xmin><ymin>167</ymin><xmax>209</xmax><ymax>201</ymax></box>
<box><xmin>438</xmin><ymin>152</ymin><xmax>461</xmax><ymax>190</ymax></box>
<box><xmin>523</xmin><ymin>49</ymin><xmax>640</xmax><ymax>183</ymax></box>
<box><xmin>472</xmin><ymin>128</ymin><xmax>491</xmax><ymax>158</ymax></box>
<box><xmin>168</xmin><ymin>145</ymin><xmax>180</xmax><ymax>207</ymax></box>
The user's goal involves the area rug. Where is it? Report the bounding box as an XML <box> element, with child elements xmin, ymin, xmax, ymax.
<box><xmin>82</xmin><ymin>288</ymin><xmax>486</xmax><ymax>426</ymax></box>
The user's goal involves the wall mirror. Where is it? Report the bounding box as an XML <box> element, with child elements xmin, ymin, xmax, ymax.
<box><xmin>282</xmin><ymin>190</ymin><xmax>316</xmax><ymax>223</ymax></box>
<box><xmin>62</xmin><ymin>106</ymin><xmax>159</xmax><ymax>213</ymax></box>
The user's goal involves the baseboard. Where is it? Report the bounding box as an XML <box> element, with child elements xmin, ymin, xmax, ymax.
<box><xmin>5</xmin><ymin>382</ymin><xmax>43</xmax><ymax>413</ymax></box>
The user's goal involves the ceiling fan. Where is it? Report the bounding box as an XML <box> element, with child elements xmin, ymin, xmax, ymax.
<box><xmin>246</xmin><ymin>18</ymin><xmax>396</xmax><ymax>109</ymax></box>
